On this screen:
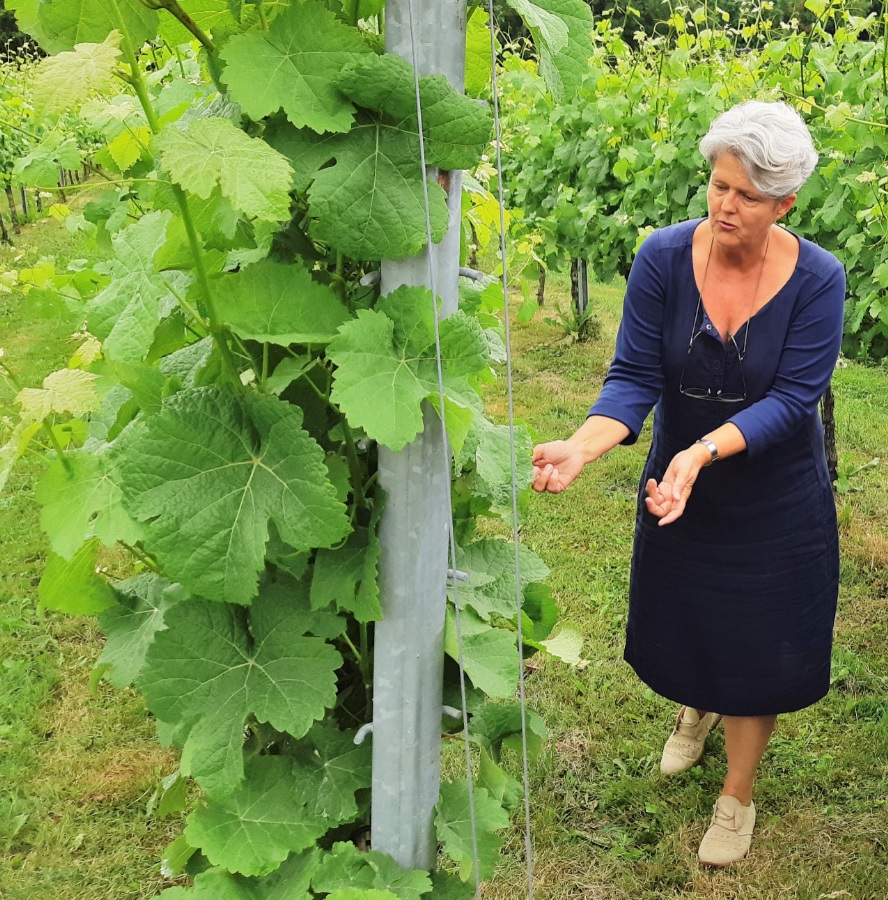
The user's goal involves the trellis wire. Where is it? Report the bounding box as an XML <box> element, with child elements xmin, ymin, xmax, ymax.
<box><xmin>486</xmin><ymin>2</ymin><xmax>536</xmax><ymax>894</ymax></box>
<box><xmin>406</xmin><ymin>0</ymin><xmax>537</xmax><ymax>895</ymax></box>
<box><xmin>405</xmin><ymin>0</ymin><xmax>483</xmax><ymax>894</ymax></box>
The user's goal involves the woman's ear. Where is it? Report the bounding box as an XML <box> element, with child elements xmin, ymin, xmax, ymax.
<box><xmin>776</xmin><ymin>193</ymin><xmax>797</xmax><ymax>219</ymax></box>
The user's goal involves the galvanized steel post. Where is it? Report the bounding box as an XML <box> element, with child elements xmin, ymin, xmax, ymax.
<box><xmin>372</xmin><ymin>0</ymin><xmax>468</xmax><ymax>872</ymax></box>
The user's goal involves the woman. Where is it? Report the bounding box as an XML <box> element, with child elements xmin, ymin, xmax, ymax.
<box><xmin>532</xmin><ymin>101</ymin><xmax>845</xmax><ymax>866</ymax></box>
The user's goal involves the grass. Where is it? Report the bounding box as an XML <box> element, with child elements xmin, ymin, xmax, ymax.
<box><xmin>1</xmin><ymin>210</ymin><xmax>887</xmax><ymax>898</ymax></box>
<box><xmin>0</xmin><ymin>206</ymin><xmax>183</xmax><ymax>899</ymax></box>
<box><xmin>482</xmin><ymin>276</ymin><xmax>888</xmax><ymax>899</ymax></box>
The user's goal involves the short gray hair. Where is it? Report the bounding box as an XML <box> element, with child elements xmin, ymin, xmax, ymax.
<box><xmin>699</xmin><ymin>100</ymin><xmax>819</xmax><ymax>198</ymax></box>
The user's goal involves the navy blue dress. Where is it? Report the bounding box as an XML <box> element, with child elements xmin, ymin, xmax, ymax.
<box><xmin>589</xmin><ymin>219</ymin><xmax>845</xmax><ymax>716</ymax></box>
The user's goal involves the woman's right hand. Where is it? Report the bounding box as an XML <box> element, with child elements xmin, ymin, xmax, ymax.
<box><xmin>531</xmin><ymin>441</ymin><xmax>586</xmax><ymax>493</ymax></box>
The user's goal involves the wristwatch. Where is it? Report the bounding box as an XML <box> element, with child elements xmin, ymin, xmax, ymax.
<box><xmin>694</xmin><ymin>438</ymin><xmax>719</xmax><ymax>466</ymax></box>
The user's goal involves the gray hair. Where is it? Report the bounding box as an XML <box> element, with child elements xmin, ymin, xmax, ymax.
<box><xmin>699</xmin><ymin>100</ymin><xmax>819</xmax><ymax>198</ymax></box>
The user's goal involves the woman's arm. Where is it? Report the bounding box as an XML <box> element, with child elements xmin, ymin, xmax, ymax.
<box><xmin>532</xmin><ymin>415</ymin><xmax>631</xmax><ymax>493</ymax></box>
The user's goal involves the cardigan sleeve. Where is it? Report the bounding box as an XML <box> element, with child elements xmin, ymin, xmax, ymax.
<box><xmin>727</xmin><ymin>254</ymin><xmax>845</xmax><ymax>456</ymax></box>
<box><xmin>587</xmin><ymin>230</ymin><xmax>667</xmax><ymax>443</ymax></box>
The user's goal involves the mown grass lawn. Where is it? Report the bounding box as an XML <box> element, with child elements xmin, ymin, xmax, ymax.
<box><xmin>1</xmin><ymin>209</ymin><xmax>887</xmax><ymax>899</ymax></box>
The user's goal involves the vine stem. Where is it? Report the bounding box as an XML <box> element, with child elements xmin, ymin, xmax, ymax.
<box><xmin>340</xmin><ymin>418</ymin><xmax>365</xmax><ymax>510</ymax></box>
<box><xmin>0</xmin><ymin>358</ymin><xmax>73</xmax><ymax>474</ymax></box>
<box><xmin>111</xmin><ymin>0</ymin><xmax>242</xmax><ymax>386</ymax></box>
<box><xmin>121</xmin><ymin>542</ymin><xmax>161</xmax><ymax>572</ymax></box>
<box><xmin>780</xmin><ymin>91</ymin><xmax>888</xmax><ymax>130</ymax></box>
<box><xmin>42</xmin><ymin>421</ymin><xmax>74</xmax><ymax>474</ymax></box>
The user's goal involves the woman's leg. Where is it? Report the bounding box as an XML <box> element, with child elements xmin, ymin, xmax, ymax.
<box><xmin>721</xmin><ymin>714</ymin><xmax>777</xmax><ymax>804</ymax></box>
<box><xmin>698</xmin><ymin>713</ymin><xmax>777</xmax><ymax>866</ymax></box>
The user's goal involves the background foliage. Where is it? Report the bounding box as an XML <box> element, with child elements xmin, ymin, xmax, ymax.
<box><xmin>499</xmin><ymin>0</ymin><xmax>888</xmax><ymax>359</ymax></box>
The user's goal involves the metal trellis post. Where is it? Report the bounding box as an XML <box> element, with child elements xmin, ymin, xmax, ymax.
<box><xmin>371</xmin><ymin>0</ymin><xmax>467</xmax><ymax>873</ymax></box>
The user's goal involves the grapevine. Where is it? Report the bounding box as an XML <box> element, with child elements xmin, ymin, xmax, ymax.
<box><xmin>1</xmin><ymin>0</ymin><xmax>592</xmax><ymax>895</ymax></box>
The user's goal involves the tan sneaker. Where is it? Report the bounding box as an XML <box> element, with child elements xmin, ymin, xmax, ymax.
<box><xmin>698</xmin><ymin>795</ymin><xmax>756</xmax><ymax>866</ymax></box>
<box><xmin>659</xmin><ymin>707</ymin><xmax>722</xmax><ymax>774</ymax></box>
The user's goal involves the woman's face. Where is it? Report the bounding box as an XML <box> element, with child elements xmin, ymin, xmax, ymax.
<box><xmin>706</xmin><ymin>153</ymin><xmax>796</xmax><ymax>250</ymax></box>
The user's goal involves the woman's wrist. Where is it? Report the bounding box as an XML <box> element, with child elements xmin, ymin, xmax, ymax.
<box><xmin>693</xmin><ymin>438</ymin><xmax>719</xmax><ymax>466</ymax></box>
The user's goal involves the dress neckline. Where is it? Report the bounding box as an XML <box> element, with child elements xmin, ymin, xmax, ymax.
<box><xmin>689</xmin><ymin>218</ymin><xmax>802</xmax><ymax>342</ymax></box>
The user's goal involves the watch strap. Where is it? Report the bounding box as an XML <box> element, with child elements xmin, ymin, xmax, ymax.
<box><xmin>695</xmin><ymin>438</ymin><xmax>719</xmax><ymax>465</ymax></box>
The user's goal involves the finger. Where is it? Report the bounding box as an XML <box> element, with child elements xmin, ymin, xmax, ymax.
<box><xmin>658</xmin><ymin>497</ymin><xmax>687</xmax><ymax>525</ymax></box>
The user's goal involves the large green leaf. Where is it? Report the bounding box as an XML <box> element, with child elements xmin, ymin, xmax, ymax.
<box><xmin>291</xmin><ymin>722</ymin><xmax>372</xmax><ymax>825</ymax></box>
<box><xmin>327</xmin><ymin>287</ymin><xmax>488</xmax><ymax>451</ymax></box>
<box><xmin>38</xmin><ymin>538</ymin><xmax>116</xmax><ymax>615</ymax></box>
<box><xmin>311</xmin><ymin>842</ymin><xmax>431</xmax><ymax>898</ymax></box>
<box><xmin>451</xmin><ymin>538</ymin><xmax>550</xmax><ymax>622</ymax></box>
<box><xmin>140</xmin><ymin>586</ymin><xmax>343</xmax><ymax>797</ymax></box>
<box><xmin>310</xmin><ymin>524</ymin><xmax>381</xmax><ymax>622</ymax></box>
<box><xmin>336</xmin><ymin>54</ymin><xmax>493</xmax><ymax>171</ymax></box>
<box><xmin>266</xmin><ymin>51</ymin><xmax>490</xmax><ymax>259</ymax></box>
<box><xmin>96</xmin><ymin>574</ymin><xmax>185</xmax><ymax>688</ymax></box>
<box><xmin>214</xmin><ymin>261</ymin><xmax>351</xmax><ymax>345</ymax></box>
<box><xmin>220</xmin><ymin>1</ymin><xmax>371</xmax><ymax>133</ymax></box>
<box><xmin>31</xmin><ymin>31</ymin><xmax>122</xmax><ymax>115</ymax></box>
<box><xmin>156</xmin><ymin>118</ymin><xmax>293</xmax><ymax>222</ymax></box>
<box><xmin>435</xmin><ymin>782</ymin><xmax>509</xmax><ymax>882</ymax></box>
<box><xmin>112</xmin><ymin>387</ymin><xmax>350</xmax><ymax>604</ymax></box>
<box><xmin>465</xmin><ymin>10</ymin><xmax>499</xmax><ymax>98</ymax></box>
<box><xmin>156</xmin><ymin>0</ymin><xmax>234</xmax><ymax>47</ymax></box>
<box><xmin>36</xmin><ymin>448</ymin><xmax>143</xmax><ymax>559</ymax></box>
<box><xmin>86</xmin><ymin>210</ymin><xmax>182</xmax><ymax>364</ymax></box>
<box><xmin>291</xmin><ymin>122</ymin><xmax>449</xmax><ymax>261</ymax></box>
<box><xmin>15</xmin><ymin>369</ymin><xmax>101</xmax><ymax>422</ymax></box>
<box><xmin>468</xmin><ymin>700</ymin><xmax>547</xmax><ymax>760</ymax></box>
<box><xmin>503</xmin><ymin>0</ymin><xmax>594</xmax><ymax>100</ymax></box>
<box><xmin>444</xmin><ymin>607</ymin><xmax>518</xmax><ymax>699</ymax></box>
<box><xmin>185</xmin><ymin>756</ymin><xmax>328</xmax><ymax>876</ymax></box>
<box><xmin>159</xmin><ymin>849</ymin><xmax>321</xmax><ymax>898</ymax></box>
<box><xmin>36</xmin><ymin>0</ymin><xmax>158</xmax><ymax>53</ymax></box>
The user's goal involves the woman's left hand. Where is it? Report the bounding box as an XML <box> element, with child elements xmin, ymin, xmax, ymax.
<box><xmin>644</xmin><ymin>445</ymin><xmax>710</xmax><ymax>526</ymax></box>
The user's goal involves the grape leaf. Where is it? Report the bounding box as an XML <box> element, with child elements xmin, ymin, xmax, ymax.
<box><xmin>428</xmin><ymin>872</ymin><xmax>476</xmax><ymax>899</ymax></box>
<box><xmin>478</xmin><ymin>747</ymin><xmax>524</xmax><ymax>813</ymax></box>
<box><xmin>506</xmin><ymin>0</ymin><xmax>570</xmax><ymax>52</ymax></box>
<box><xmin>159</xmin><ymin>868</ymin><xmax>259</xmax><ymax>899</ymax></box>
<box><xmin>31</xmin><ymin>31</ymin><xmax>122</xmax><ymax>115</ymax></box>
<box><xmin>465</xmin><ymin>10</ymin><xmax>498</xmax><ymax>98</ymax></box>
<box><xmin>327</xmin><ymin>309</ymin><xmax>435</xmax><ymax>450</ymax></box>
<box><xmin>336</xmin><ymin>54</ymin><xmax>493</xmax><ymax>171</ymax></box>
<box><xmin>112</xmin><ymin>387</ymin><xmax>350</xmax><ymax>604</ymax></box>
<box><xmin>452</xmin><ymin>538</ymin><xmax>550</xmax><ymax>622</ymax></box>
<box><xmin>220</xmin><ymin>1</ymin><xmax>371</xmax><ymax>133</ymax></box>
<box><xmin>267</xmin><ymin>51</ymin><xmax>490</xmax><ymax>259</ymax></box>
<box><xmin>38</xmin><ymin>538</ymin><xmax>116</xmax><ymax>615</ymax></box>
<box><xmin>291</xmin><ymin>722</ymin><xmax>372</xmax><ymax>825</ymax></box>
<box><xmin>156</xmin><ymin>118</ymin><xmax>293</xmax><ymax>222</ymax></box>
<box><xmin>504</xmin><ymin>0</ymin><xmax>594</xmax><ymax>100</ymax></box>
<box><xmin>310</xmin><ymin>524</ymin><xmax>381</xmax><ymax>622</ymax></box>
<box><xmin>86</xmin><ymin>210</ymin><xmax>182</xmax><ymax>364</ymax></box>
<box><xmin>157</xmin><ymin>0</ymin><xmax>234</xmax><ymax>47</ymax></box>
<box><xmin>311</xmin><ymin>842</ymin><xmax>431</xmax><ymax>898</ymax></box>
<box><xmin>468</xmin><ymin>700</ymin><xmax>547</xmax><ymax>760</ymax></box>
<box><xmin>36</xmin><ymin>448</ymin><xmax>143</xmax><ymax>559</ymax></box>
<box><xmin>36</xmin><ymin>0</ymin><xmax>158</xmax><ymax>53</ymax></box>
<box><xmin>96</xmin><ymin>574</ymin><xmax>185</xmax><ymax>688</ymax></box>
<box><xmin>444</xmin><ymin>608</ymin><xmax>518</xmax><ymax>699</ymax></box>
<box><xmin>327</xmin><ymin>892</ymin><xmax>399</xmax><ymax>900</ymax></box>
<box><xmin>327</xmin><ymin>287</ymin><xmax>488</xmax><ymax>450</ymax></box>
<box><xmin>304</xmin><ymin>122</ymin><xmax>449</xmax><ymax>261</ymax></box>
<box><xmin>140</xmin><ymin>586</ymin><xmax>343</xmax><ymax>797</ymax></box>
<box><xmin>214</xmin><ymin>261</ymin><xmax>351</xmax><ymax>345</ymax></box>
<box><xmin>185</xmin><ymin>756</ymin><xmax>329</xmax><ymax>876</ymax></box>
<box><xmin>435</xmin><ymin>782</ymin><xmax>509</xmax><ymax>881</ymax></box>
<box><xmin>15</xmin><ymin>368</ymin><xmax>101</xmax><ymax>422</ymax></box>
<box><xmin>473</xmin><ymin>417</ymin><xmax>534</xmax><ymax>515</ymax></box>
